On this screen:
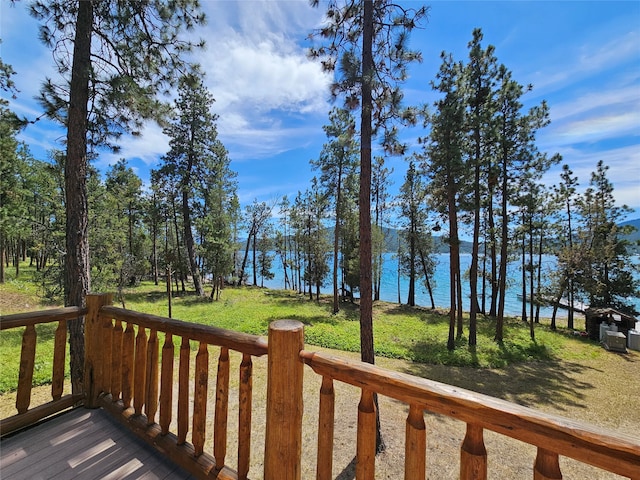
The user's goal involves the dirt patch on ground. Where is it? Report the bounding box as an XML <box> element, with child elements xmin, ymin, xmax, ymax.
<box><xmin>0</xmin><ymin>290</ymin><xmax>40</xmax><ymax>316</ymax></box>
<box><xmin>3</xmin><ymin>344</ymin><xmax>637</xmax><ymax>479</ymax></box>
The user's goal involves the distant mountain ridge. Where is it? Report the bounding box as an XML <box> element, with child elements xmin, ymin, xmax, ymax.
<box><xmin>620</xmin><ymin>218</ymin><xmax>640</xmax><ymax>250</ymax></box>
<box><xmin>243</xmin><ymin>218</ymin><xmax>639</xmax><ymax>255</ymax></box>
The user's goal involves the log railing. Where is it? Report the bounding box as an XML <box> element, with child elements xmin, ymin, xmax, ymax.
<box><xmin>85</xmin><ymin>294</ymin><xmax>269</xmax><ymax>480</ymax></box>
<box><xmin>299</xmin><ymin>348</ymin><xmax>640</xmax><ymax>480</ymax></box>
<box><xmin>2</xmin><ymin>299</ymin><xmax>639</xmax><ymax>479</ymax></box>
<box><xmin>0</xmin><ymin>307</ymin><xmax>86</xmax><ymax>436</ymax></box>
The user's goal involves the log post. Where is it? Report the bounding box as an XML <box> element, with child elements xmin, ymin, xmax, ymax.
<box><xmin>16</xmin><ymin>324</ymin><xmax>36</xmax><ymax>414</ymax></box>
<box><xmin>264</xmin><ymin>320</ymin><xmax>304</xmax><ymax>480</ymax></box>
<box><xmin>84</xmin><ymin>293</ymin><xmax>112</xmax><ymax>408</ymax></box>
<box><xmin>460</xmin><ymin>423</ymin><xmax>487</xmax><ymax>480</ymax></box>
<box><xmin>534</xmin><ymin>448</ymin><xmax>562</xmax><ymax>479</ymax></box>
<box><xmin>145</xmin><ymin>329</ymin><xmax>159</xmax><ymax>424</ymax></box>
<box><xmin>121</xmin><ymin>321</ymin><xmax>135</xmax><ymax>408</ymax></box>
<box><xmin>356</xmin><ymin>388</ymin><xmax>377</xmax><ymax>479</ymax></box>
<box><xmin>51</xmin><ymin>319</ymin><xmax>67</xmax><ymax>401</ymax></box>
<box><xmin>316</xmin><ymin>376</ymin><xmax>335</xmax><ymax>480</ymax></box>
<box><xmin>192</xmin><ymin>341</ymin><xmax>209</xmax><ymax>456</ymax></box>
<box><xmin>238</xmin><ymin>353</ymin><xmax>253</xmax><ymax>479</ymax></box>
<box><xmin>405</xmin><ymin>404</ymin><xmax>426</xmax><ymax>480</ymax></box>
<box><xmin>159</xmin><ymin>333</ymin><xmax>174</xmax><ymax>435</ymax></box>
<box><xmin>177</xmin><ymin>336</ymin><xmax>190</xmax><ymax>445</ymax></box>
<box><xmin>100</xmin><ymin>306</ymin><xmax>113</xmax><ymax>396</ymax></box>
<box><xmin>214</xmin><ymin>347</ymin><xmax>230</xmax><ymax>469</ymax></box>
<box><xmin>110</xmin><ymin>319</ymin><xmax>123</xmax><ymax>400</ymax></box>
<box><xmin>133</xmin><ymin>326</ymin><xmax>148</xmax><ymax>415</ymax></box>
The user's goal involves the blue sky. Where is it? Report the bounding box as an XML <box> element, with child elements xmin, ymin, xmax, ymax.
<box><xmin>1</xmin><ymin>1</ymin><xmax>639</xmax><ymax>220</ymax></box>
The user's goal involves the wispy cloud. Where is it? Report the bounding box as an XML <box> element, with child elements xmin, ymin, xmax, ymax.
<box><xmin>541</xmin><ymin>144</ymin><xmax>640</xmax><ymax>213</ymax></box>
<box><xmin>527</xmin><ymin>29</ymin><xmax>639</xmax><ymax>95</ymax></box>
<box><xmin>550</xmin><ymin>111</ymin><xmax>639</xmax><ymax>145</ymax></box>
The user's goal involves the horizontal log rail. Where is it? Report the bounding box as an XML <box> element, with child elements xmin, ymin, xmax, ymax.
<box><xmin>86</xmin><ymin>294</ymin><xmax>269</xmax><ymax>480</ymax></box>
<box><xmin>0</xmin><ymin>307</ymin><xmax>86</xmax><ymax>436</ymax></box>
<box><xmin>300</xmin><ymin>349</ymin><xmax>640</xmax><ymax>480</ymax></box>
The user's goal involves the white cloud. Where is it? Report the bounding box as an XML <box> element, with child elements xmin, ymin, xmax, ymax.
<box><xmin>204</xmin><ymin>35</ymin><xmax>330</xmax><ymax>113</ymax></box>
<box><xmin>97</xmin><ymin>123</ymin><xmax>168</xmax><ymax>170</ymax></box>
<box><xmin>195</xmin><ymin>1</ymin><xmax>332</xmax><ymax>161</ymax></box>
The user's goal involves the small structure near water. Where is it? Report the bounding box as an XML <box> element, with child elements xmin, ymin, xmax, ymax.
<box><xmin>584</xmin><ymin>307</ymin><xmax>640</xmax><ymax>352</ymax></box>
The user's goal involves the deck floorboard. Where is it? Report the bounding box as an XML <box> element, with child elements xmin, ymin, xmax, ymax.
<box><xmin>1</xmin><ymin>408</ymin><xmax>196</xmax><ymax>479</ymax></box>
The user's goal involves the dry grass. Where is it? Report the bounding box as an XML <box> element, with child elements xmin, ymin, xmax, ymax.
<box><xmin>3</xmin><ymin>342</ymin><xmax>638</xmax><ymax>479</ymax></box>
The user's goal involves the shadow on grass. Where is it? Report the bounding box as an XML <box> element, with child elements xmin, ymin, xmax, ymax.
<box><xmin>400</xmin><ymin>357</ymin><xmax>600</xmax><ymax>412</ymax></box>
<box><xmin>265</xmin><ymin>290</ymin><xmax>361</xmax><ymax>324</ymax></box>
<box><xmin>379</xmin><ymin>303</ymin><xmax>451</xmax><ymax>326</ymax></box>
<box><xmin>123</xmin><ymin>288</ymin><xmax>172</xmax><ymax>304</ymax></box>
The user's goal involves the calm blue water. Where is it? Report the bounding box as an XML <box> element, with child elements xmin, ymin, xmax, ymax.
<box><xmin>254</xmin><ymin>253</ymin><xmax>640</xmax><ymax>318</ymax></box>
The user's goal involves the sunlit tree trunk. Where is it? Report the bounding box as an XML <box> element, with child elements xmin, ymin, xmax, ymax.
<box><xmin>64</xmin><ymin>0</ymin><xmax>92</xmax><ymax>395</ymax></box>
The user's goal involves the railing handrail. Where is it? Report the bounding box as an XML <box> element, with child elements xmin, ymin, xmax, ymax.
<box><xmin>0</xmin><ymin>306</ymin><xmax>87</xmax><ymax>330</ymax></box>
<box><xmin>99</xmin><ymin>305</ymin><xmax>268</xmax><ymax>357</ymax></box>
<box><xmin>300</xmin><ymin>349</ymin><xmax>640</xmax><ymax>479</ymax></box>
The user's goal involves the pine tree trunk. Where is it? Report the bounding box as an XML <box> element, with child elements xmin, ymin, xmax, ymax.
<box><xmin>359</xmin><ymin>0</ymin><xmax>374</xmax><ymax>365</ymax></box>
<box><xmin>418</xmin><ymin>247</ymin><xmax>435</xmax><ymax>309</ymax></box>
<box><xmin>496</xmin><ymin>149</ymin><xmax>509</xmax><ymax>342</ymax></box>
<box><xmin>182</xmin><ymin>189</ymin><xmax>204</xmax><ymax>296</ymax></box>
<box><xmin>332</xmin><ymin>166</ymin><xmax>343</xmax><ymax>314</ymax></box>
<box><xmin>488</xmin><ymin>195</ymin><xmax>498</xmax><ymax>316</ymax></box>
<box><xmin>360</xmin><ymin>0</ymin><xmax>384</xmax><ymax>454</ymax></box>
<box><xmin>447</xmin><ymin>174</ymin><xmax>459</xmax><ymax>351</ymax></box>
<box><xmin>65</xmin><ymin>0</ymin><xmax>93</xmax><ymax>396</ymax></box>
<box><xmin>469</xmin><ymin>160</ymin><xmax>481</xmax><ymax>346</ymax></box>
<box><xmin>407</xmin><ymin>228</ymin><xmax>415</xmax><ymax>306</ymax></box>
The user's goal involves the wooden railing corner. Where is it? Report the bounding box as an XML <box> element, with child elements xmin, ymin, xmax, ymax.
<box><xmin>264</xmin><ymin>320</ymin><xmax>304</xmax><ymax>480</ymax></box>
<box><xmin>84</xmin><ymin>293</ymin><xmax>113</xmax><ymax>408</ymax></box>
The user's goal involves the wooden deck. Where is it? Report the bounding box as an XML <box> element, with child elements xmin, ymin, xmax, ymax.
<box><xmin>1</xmin><ymin>408</ymin><xmax>196</xmax><ymax>480</ymax></box>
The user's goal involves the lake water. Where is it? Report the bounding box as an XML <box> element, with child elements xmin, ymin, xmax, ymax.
<box><xmin>253</xmin><ymin>253</ymin><xmax>640</xmax><ymax>319</ymax></box>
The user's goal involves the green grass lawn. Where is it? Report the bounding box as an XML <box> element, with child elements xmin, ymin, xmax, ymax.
<box><xmin>0</xmin><ymin>275</ymin><xmax>606</xmax><ymax>393</ymax></box>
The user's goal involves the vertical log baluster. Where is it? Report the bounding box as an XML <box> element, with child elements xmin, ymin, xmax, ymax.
<box><xmin>51</xmin><ymin>319</ymin><xmax>67</xmax><ymax>401</ymax></box>
<box><xmin>238</xmin><ymin>353</ymin><xmax>253</xmax><ymax>480</ymax></box>
<box><xmin>316</xmin><ymin>375</ymin><xmax>335</xmax><ymax>480</ymax></box>
<box><xmin>177</xmin><ymin>336</ymin><xmax>190</xmax><ymax>445</ymax></box>
<box><xmin>356</xmin><ymin>388</ymin><xmax>377</xmax><ymax>479</ymax></box>
<box><xmin>16</xmin><ymin>324</ymin><xmax>37</xmax><ymax>414</ymax></box>
<box><xmin>159</xmin><ymin>332</ymin><xmax>174</xmax><ymax>435</ymax></box>
<box><xmin>192</xmin><ymin>342</ymin><xmax>209</xmax><ymax>457</ymax></box>
<box><xmin>534</xmin><ymin>448</ymin><xmax>562</xmax><ymax>480</ymax></box>
<box><xmin>145</xmin><ymin>329</ymin><xmax>159</xmax><ymax>424</ymax></box>
<box><xmin>101</xmin><ymin>313</ymin><xmax>113</xmax><ymax>396</ymax></box>
<box><xmin>110</xmin><ymin>319</ymin><xmax>123</xmax><ymax>401</ymax></box>
<box><xmin>405</xmin><ymin>404</ymin><xmax>426</xmax><ymax>480</ymax></box>
<box><xmin>214</xmin><ymin>347</ymin><xmax>230</xmax><ymax>469</ymax></box>
<box><xmin>121</xmin><ymin>321</ymin><xmax>135</xmax><ymax>408</ymax></box>
<box><xmin>133</xmin><ymin>326</ymin><xmax>148</xmax><ymax>415</ymax></box>
<box><xmin>264</xmin><ymin>320</ymin><xmax>304</xmax><ymax>480</ymax></box>
<box><xmin>460</xmin><ymin>423</ymin><xmax>487</xmax><ymax>480</ymax></box>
